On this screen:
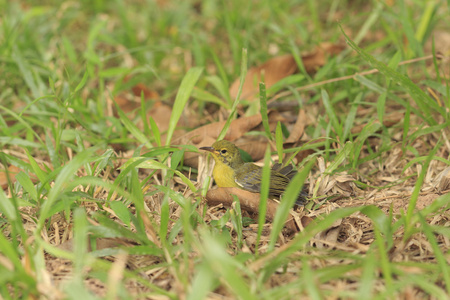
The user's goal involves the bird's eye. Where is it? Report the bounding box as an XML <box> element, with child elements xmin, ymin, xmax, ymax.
<box><xmin>220</xmin><ymin>149</ymin><xmax>227</xmax><ymax>154</ymax></box>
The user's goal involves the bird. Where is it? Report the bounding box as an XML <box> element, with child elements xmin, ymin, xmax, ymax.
<box><xmin>200</xmin><ymin>140</ymin><xmax>308</xmax><ymax>206</ymax></box>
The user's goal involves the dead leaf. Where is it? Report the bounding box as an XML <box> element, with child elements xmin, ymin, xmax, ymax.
<box><xmin>313</xmin><ymin>218</ymin><xmax>343</xmax><ymax>248</ymax></box>
<box><xmin>205</xmin><ymin>187</ymin><xmax>299</xmax><ymax>233</ymax></box>
<box><xmin>434</xmin><ymin>166</ymin><xmax>450</xmax><ymax>192</ymax></box>
<box><xmin>229</xmin><ymin>43</ymin><xmax>345</xmax><ymax>100</ymax></box>
<box><xmin>237</xmin><ymin>140</ymin><xmax>269</xmax><ymax>162</ymax></box>
<box><xmin>176</xmin><ymin>114</ymin><xmax>262</xmax><ymax>145</ymax></box>
<box><xmin>113</xmin><ymin>79</ymin><xmax>160</xmax><ymax>117</ymax></box>
<box><xmin>0</xmin><ymin>165</ymin><xmax>20</xmax><ymax>189</ymax></box>
<box><xmin>178</xmin><ymin>114</ymin><xmax>263</xmax><ymax>167</ymax></box>
<box><xmin>302</xmin><ymin>42</ymin><xmax>345</xmax><ymax>73</ymax></box>
<box><xmin>230</xmin><ymin>54</ymin><xmax>298</xmax><ymax>100</ymax></box>
<box><xmin>1</xmin><ymin>165</ymin><xmax>41</xmax><ymax>190</ymax></box>
<box><xmin>114</xmin><ymin>95</ymin><xmax>141</xmax><ymax>114</ymax></box>
<box><xmin>131</xmin><ymin>83</ymin><xmax>159</xmax><ymax>100</ymax></box>
<box><xmin>285</xmin><ymin>109</ymin><xmax>306</xmax><ymax>144</ymax></box>
<box><xmin>148</xmin><ymin>102</ymin><xmax>173</xmax><ymax>133</ymax></box>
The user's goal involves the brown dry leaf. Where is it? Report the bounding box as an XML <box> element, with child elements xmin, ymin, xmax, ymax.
<box><xmin>205</xmin><ymin>187</ymin><xmax>298</xmax><ymax>233</ymax></box>
<box><xmin>229</xmin><ymin>43</ymin><xmax>345</xmax><ymax>100</ymax></box>
<box><xmin>1</xmin><ymin>165</ymin><xmax>41</xmax><ymax>190</ymax></box>
<box><xmin>237</xmin><ymin>139</ymin><xmax>269</xmax><ymax>162</ymax></box>
<box><xmin>230</xmin><ymin>54</ymin><xmax>298</xmax><ymax>100</ymax></box>
<box><xmin>114</xmin><ymin>79</ymin><xmax>160</xmax><ymax>115</ymax></box>
<box><xmin>114</xmin><ymin>95</ymin><xmax>141</xmax><ymax>114</ymax></box>
<box><xmin>333</xmin><ymin>174</ymin><xmax>357</xmax><ymax>197</ymax></box>
<box><xmin>0</xmin><ymin>165</ymin><xmax>21</xmax><ymax>189</ymax></box>
<box><xmin>302</xmin><ymin>42</ymin><xmax>345</xmax><ymax>73</ymax></box>
<box><xmin>313</xmin><ymin>219</ymin><xmax>343</xmax><ymax>249</ymax></box>
<box><xmin>131</xmin><ymin>83</ymin><xmax>159</xmax><ymax>100</ymax></box>
<box><xmin>175</xmin><ymin>114</ymin><xmax>262</xmax><ymax>145</ymax></box>
<box><xmin>146</xmin><ymin>102</ymin><xmax>202</xmax><ymax>146</ymax></box>
<box><xmin>433</xmin><ymin>166</ymin><xmax>450</xmax><ymax>191</ymax></box>
<box><xmin>148</xmin><ymin>102</ymin><xmax>173</xmax><ymax>134</ymax></box>
<box><xmin>285</xmin><ymin>109</ymin><xmax>306</xmax><ymax>144</ymax></box>
<box><xmin>177</xmin><ymin>114</ymin><xmax>263</xmax><ymax>167</ymax></box>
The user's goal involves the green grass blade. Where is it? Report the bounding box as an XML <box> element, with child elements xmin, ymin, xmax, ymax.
<box><xmin>37</xmin><ymin>148</ymin><xmax>97</xmax><ymax>231</ymax></box>
<box><xmin>405</xmin><ymin>142</ymin><xmax>441</xmax><ymax>236</ymax></box>
<box><xmin>321</xmin><ymin>89</ymin><xmax>343</xmax><ymax>138</ymax></box>
<box><xmin>256</xmin><ymin>146</ymin><xmax>272</xmax><ymax>255</ymax></box>
<box><xmin>116</xmin><ymin>103</ymin><xmax>153</xmax><ymax>149</ymax></box>
<box><xmin>275</xmin><ymin>122</ymin><xmax>283</xmax><ymax>163</ymax></box>
<box><xmin>418</xmin><ymin>213</ymin><xmax>450</xmax><ymax>292</ymax></box>
<box><xmin>166</xmin><ymin>67</ymin><xmax>203</xmax><ymax>145</ymax></box>
<box><xmin>341</xmin><ymin>25</ymin><xmax>443</xmax><ymax>124</ymax></box>
<box><xmin>259</xmin><ymin>82</ymin><xmax>272</xmax><ymax>140</ymax></box>
<box><xmin>217</xmin><ymin>48</ymin><xmax>248</xmax><ymax>141</ymax></box>
<box><xmin>268</xmin><ymin>158</ymin><xmax>315</xmax><ymax>251</ymax></box>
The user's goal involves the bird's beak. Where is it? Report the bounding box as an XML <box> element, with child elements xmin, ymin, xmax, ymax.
<box><xmin>200</xmin><ymin>146</ymin><xmax>215</xmax><ymax>153</ymax></box>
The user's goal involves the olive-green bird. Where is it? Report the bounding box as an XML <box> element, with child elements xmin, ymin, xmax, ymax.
<box><xmin>200</xmin><ymin>140</ymin><xmax>308</xmax><ymax>205</ymax></box>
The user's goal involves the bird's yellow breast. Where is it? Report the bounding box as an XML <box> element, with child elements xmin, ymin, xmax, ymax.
<box><xmin>212</xmin><ymin>161</ymin><xmax>239</xmax><ymax>188</ymax></box>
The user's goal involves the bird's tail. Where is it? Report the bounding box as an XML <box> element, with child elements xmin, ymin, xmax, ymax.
<box><xmin>295</xmin><ymin>188</ymin><xmax>309</xmax><ymax>206</ymax></box>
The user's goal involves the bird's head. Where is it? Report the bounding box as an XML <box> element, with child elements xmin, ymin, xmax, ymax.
<box><xmin>200</xmin><ymin>140</ymin><xmax>244</xmax><ymax>168</ymax></box>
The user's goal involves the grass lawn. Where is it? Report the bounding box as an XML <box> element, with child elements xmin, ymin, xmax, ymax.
<box><xmin>1</xmin><ymin>0</ymin><xmax>450</xmax><ymax>299</ymax></box>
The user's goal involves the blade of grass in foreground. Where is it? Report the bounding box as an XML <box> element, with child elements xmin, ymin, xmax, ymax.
<box><xmin>36</xmin><ymin>147</ymin><xmax>98</xmax><ymax>231</ymax></box>
<box><xmin>268</xmin><ymin>158</ymin><xmax>315</xmax><ymax>251</ymax></box>
<box><xmin>404</xmin><ymin>141</ymin><xmax>441</xmax><ymax>237</ymax></box>
<box><xmin>197</xmin><ymin>228</ymin><xmax>258</xmax><ymax>300</ymax></box>
<box><xmin>256</xmin><ymin>146</ymin><xmax>272</xmax><ymax>255</ymax></box>
<box><xmin>418</xmin><ymin>213</ymin><xmax>450</xmax><ymax>293</ymax></box>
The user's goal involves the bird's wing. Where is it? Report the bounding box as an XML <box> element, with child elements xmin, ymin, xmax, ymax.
<box><xmin>234</xmin><ymin>163</ymin><xmax>291</xmax><ymax>196</ymax></box>
<box><xmin>272</xmin><ymin>163</ymin><xmax>297</xmax><ymax>179</ymax></box>
<box><xmin>234</xmin><ymin>163</ymin><xmax>263</xmax><ymax>193</ymax></box>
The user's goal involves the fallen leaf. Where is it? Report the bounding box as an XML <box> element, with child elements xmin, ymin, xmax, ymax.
<box><xmin>178</xmin><ymin>114</ymin><xmax>263</xmax><ymax>167</ymax></box>
<box><xmin>313</xmin><ymin>218</ymin><xmax>343</xmax><ymax>248</ymax></box>
<box><xmin>1</xmin><ymin>165</ymin><xmax>41</xmax><ymax>190</ymax></box>
<box><xmin>237</xmin><ymin>140</ymin><xmax>270</xmax><ymax>162</ymax></box>
<box><xmin>229</xmin><ymin>43</ymin><xmax>345</xmax><ymax>100</ymax></box>
<box><xmin>285</xmin><ymin>109</ymin><xmax>306</xmax><ymax>144</ymax></box>
<box><xmin>230</xmin><ymin>54</ymin><xmax>298</xmax><ymax>100</ymax></box>
<box><xmin>148</xmin><ymin>102</ymin><xmax>173</xmax><ymax>133</ymax></box>
<box><xmin>0</xmin><ymin>165</ymin><xmax>21</xmax><ymax>189</ymax></box>
<box><xmin>131</xmin><ymin>83</ymin><xmax>159</xmax><ymax>100</ymax></box>
<box><xmin>114</xmin><ymin>95</ymin><xmax>141</xmax><ymax>114</ymax></box>
<box><xmin>302</xmin><ymin>42</ymin><xmax>345</xmax><ymax>73</ymax></box>
<box><xmin>177</xmin><ymin>114</ymin><xmax>262</xmax><ymax>145</ymax></box>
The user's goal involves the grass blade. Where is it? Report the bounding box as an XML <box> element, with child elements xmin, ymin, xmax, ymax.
<box><xmin>217</xmin><ymin>48</ymin><xmax>248</xmax><ymax>141</ymax></box>
<box><xmin>166</xmin><ymin>67</ymin><xmax>203</xmax><ymax>145</ymax></box>
<box><xmin>341</xmin><ymin>25</ymin><xmax>443</xmax><ymax>125</ymax></box>
<box><xmin>259</xmin><ymin>82</ymin><xmax>272</xmax><ymax>140</ymax></box>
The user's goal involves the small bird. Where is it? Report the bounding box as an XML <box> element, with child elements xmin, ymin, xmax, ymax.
<box><xmin>200</xmin><ymin>140</ymin><xmax>308</xmax><ymax>206</ymax></box>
